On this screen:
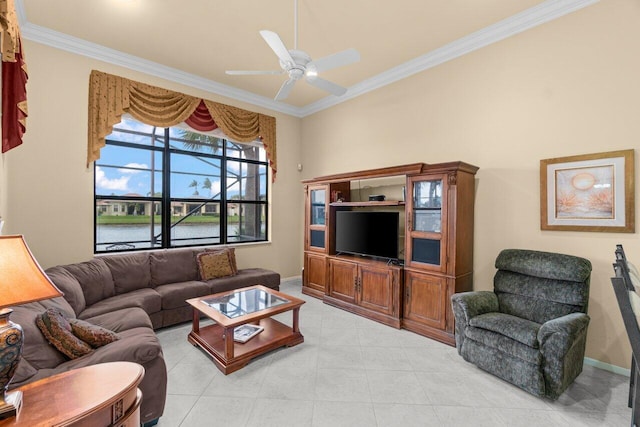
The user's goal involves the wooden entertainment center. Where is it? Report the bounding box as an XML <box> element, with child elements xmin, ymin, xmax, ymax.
<box><xmin>302</xmin><ymin>162</ymin><xmax>478</xmax><ymax>346</ymax></box>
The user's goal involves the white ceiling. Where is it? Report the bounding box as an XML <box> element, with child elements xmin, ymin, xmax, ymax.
<box><xmin>18</xmin><ymin>0</ymin><xmax>598</xmax><ymax>117</ymax></box>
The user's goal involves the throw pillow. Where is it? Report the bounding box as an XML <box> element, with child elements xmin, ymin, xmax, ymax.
<box><xmin>206</xmin><ymin>248</ymin><xmax>238</xmax><ymax>275</ymax></box>
<box><xmin>69</xmin><ymin>318</ymin><xmax>119</xmax><ymax>348</ymax></box>
<box><xmin>36</xmin><ymin>309</ymin><xmax>93</xmax><ymax>359</ymax></box>
<box><xmin>225</xmin><ymin>247</ymin><xmax>238</xmax><ymax>275</ymax></box>
<box><xmin>197</xmin><ymin>251</ymin><xmax>235</xmax><ymax>280</ymax></box>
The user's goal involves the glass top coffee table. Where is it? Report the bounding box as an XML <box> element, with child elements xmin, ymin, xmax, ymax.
<box><xmin>186</xmin><ymin>285</ymin><xmax>305</xmax><ymax>374</ymax></box>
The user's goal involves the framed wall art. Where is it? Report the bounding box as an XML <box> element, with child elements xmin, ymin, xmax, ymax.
<box><xmin>540</xmin><ymin>149</ymin><xmax>634</xmax><ymax>232</ymax></box>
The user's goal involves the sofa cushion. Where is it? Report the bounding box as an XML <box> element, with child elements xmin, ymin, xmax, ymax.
<box><xmin>149</xmin><ymin>249</ymin><xmax>200</xmax><ymax>286</ymax></box>
<box><xmin>155</xmin><ymin>281</ymin><xmax>211</xmax><ymax>310</ymax></box>
<box><xmin>469</xmin><ymin>312</ymin><xmax>541</xmax><ymax>348</ymax></box>
<box><xmin>197</xmin><ymin>251</ymin><xmax>235</xmax><ymax>280</ymax></box>
<box><xmin>10</xmin><ymin>301</ymin><xmax>68</xmax><ymax>369</ymax></box>
<box><xmin>207</xmin><ymin>268</ymin><xmax>280</xmax><ymax>294</ymax></box>
<box><xmin>102</xmin><ymin>252</ymin><xmax>151</xmax><ymax>294</ymax></box>
<box><xmin>464</xmin><ymin>326</ymin><xmax>542</xmax><ymax>365</ymax></box>
<box><xmin>45</xmin><ymin>266</ymin><xmax>86</xmax><ymax>315</ymax></box>
<box><xmin>69</xmin><ymin>318</ymin><xmax>119</xmax><ymax>348</ymax></box>
<box><xmin>62</xmin><ymin>259</ymin><xmax>115</xmax><ymax>307</ymax></box>
<box><xmin>40</xmin><ymin>296</ymin><xmax>77</xmax><ymax>320</ymax></box>
<box><xmin>78</xmin><ymin>288</ymin><xmax>162</xmax><ymax>320</ymax></box>
<box><xmin>36</xmin><ymin>309</ymin><xmax>93</xmax><ymax>359</ymax></box>
<box><xmin>83</xmin><ymin>307</ymin><xmax>153</xmax><ymax>332</ymax></box>
<box><xmin>12</xmin><ymin>357</ymin><xmax>38</xmax><ymax>386</ymax></box>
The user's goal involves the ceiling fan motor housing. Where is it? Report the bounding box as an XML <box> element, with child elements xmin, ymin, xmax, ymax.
<box><xmin>281</xmin><ymin>50</ymin><xmax>312</xmax><ymax>80</ymax></box>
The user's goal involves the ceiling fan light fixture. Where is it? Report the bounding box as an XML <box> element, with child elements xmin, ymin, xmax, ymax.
<box><xmin>225</xmin><ymin>1</ymin><xmax>360</xmax><ymax>101</ymax></box>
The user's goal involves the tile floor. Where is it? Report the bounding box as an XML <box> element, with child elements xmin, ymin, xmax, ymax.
<box><xmin>155</xmin><ymin>278</ymin><xmax>632</xmax><ymax>426</ymax></box>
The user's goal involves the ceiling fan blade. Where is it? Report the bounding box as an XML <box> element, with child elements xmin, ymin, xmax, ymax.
<box><xmin>260</xmin><ymin>30</ymin><xmax>295</xmax><ymax>67</ymax></box>
<box><xmin>226</xmin><ymin>70</ymin><xmax>283</xmax><ymax>75</ymax></box>
<box><xmin>307</xmin><ymin>48</ymin><xmax>360</xmax><ymax>74</ymax></box>
<box><xmin>305</xmin><ymin>76</ymin><xmax>347</xmax><ymax>96</ymax></box>
<box><xmin>275</xmin><ymin>78</ymin><xmax>297</xmax><ymax>101</ymax></box>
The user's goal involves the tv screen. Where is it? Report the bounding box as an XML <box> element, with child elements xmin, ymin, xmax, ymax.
<box><xmin>335</xmin><ymin>211</ymin><xmax>399</xmax><ymax>260</ymax></box>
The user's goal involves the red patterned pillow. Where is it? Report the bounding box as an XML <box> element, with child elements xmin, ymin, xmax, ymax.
<box><xmin>69</xmin><ymin>318</ymin><xmax>119</xmax><ymax>348</ymax></box>
<box><xmin>36</xmin><ymin>309</ymin><xmax>93</xmax><ymax>359</ymax></box>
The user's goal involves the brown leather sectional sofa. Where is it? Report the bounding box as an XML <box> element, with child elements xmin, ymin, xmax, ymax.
<box><xmin>10</xmin><ymin>247</ymin><xmax>280</xmax><ymax>427</ymax></box>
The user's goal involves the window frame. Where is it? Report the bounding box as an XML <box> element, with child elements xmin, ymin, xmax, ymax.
<box><xmin>94</xmin><ymin>123</ymin><xmax>269</xmax><ymax>253</ymax></box>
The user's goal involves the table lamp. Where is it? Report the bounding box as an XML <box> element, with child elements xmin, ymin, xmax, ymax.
<box><xmin>0</xmin><ymin>235</ymin><xmax>62</xmax><ymax>419</ymax></box>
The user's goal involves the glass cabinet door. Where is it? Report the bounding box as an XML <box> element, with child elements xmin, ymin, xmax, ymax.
<box><xmin>310</xmin><ymin>189</ymin><xmax>326</xmax><ymax>225</ymax></box>
<box><xmin>406</xmin><ymin>175</ymin><xmax>446</xmax><ymax>270</ymax></box>
<box><xmin>308</xmin><ymin>186</ymin><xmax>327</xmax><ymax>250</ymax></box>
<box><xmin>412</xmin><ymin>179</ymin><xmax>442</xmax><ymax>233</ymax></box>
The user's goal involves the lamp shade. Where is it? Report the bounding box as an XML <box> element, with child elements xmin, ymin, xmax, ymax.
<box><xmin>0</xmin><ymin>235</ymin><xmax>62</xmax><ymax>308</ymax></box>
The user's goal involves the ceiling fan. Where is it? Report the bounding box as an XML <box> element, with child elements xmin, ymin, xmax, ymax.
<box><xmin>225</xmin><ymin>0</ymin><xmax>360</xmax><ymax>101</ymax></box>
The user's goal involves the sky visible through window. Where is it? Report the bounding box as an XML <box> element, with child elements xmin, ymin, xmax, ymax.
<box><xmin>95</xmin><ymin>117</ymin><xmax>267</xmax><ymax>200</ymax></box>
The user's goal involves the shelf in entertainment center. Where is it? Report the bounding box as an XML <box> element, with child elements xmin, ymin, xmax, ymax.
<box><xmin>330</xmin><ymin>200</ymin><xmax>405</xmax><ymax>207</ymax></box>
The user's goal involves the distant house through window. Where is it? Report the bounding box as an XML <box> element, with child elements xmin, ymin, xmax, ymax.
<box><xmin>94</xmin><ymin>117</ymin><xmax>269</xmax><ymax>252</ymax></box>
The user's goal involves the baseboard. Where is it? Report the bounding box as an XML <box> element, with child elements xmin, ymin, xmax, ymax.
<box><xmin>281</xmin><ymin>275</ymin><xmax>302</xmax><ymax>284</ymax></box>
<box><xmin>584</xmin><ymin>357</ymin><xmax>630</xmax><ymax>377</ymax></box>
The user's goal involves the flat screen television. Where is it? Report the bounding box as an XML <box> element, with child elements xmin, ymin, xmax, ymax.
<box><xmin>335</xmin><ymin>211</ymin><xmax>399</xmax><ymax>260</ymax></box>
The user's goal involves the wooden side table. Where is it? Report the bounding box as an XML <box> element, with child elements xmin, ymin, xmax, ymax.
<box><xmin>0</xmin><ymin>362</ymin><xmax>144</xmax><ymax>427</ymax></box>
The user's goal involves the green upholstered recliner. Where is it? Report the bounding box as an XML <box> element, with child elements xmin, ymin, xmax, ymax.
<box><xmin>451</xmin><ymin>249</ymin><xmax>592</xmax><ymax>400</ymax></box>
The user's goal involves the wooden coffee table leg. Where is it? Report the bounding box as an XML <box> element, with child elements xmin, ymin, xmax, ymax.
<box><xmin>192</xmin><ymin>308</ymin><xmax>200</xmax><ymax>333</ymax></box>
<box><xmin>292</xmin><ymin>307</ymin><xmax>300</xmax><ymax>333</ymax></box>
<box><xmin>224</xmin><ymin>326</ymin><xmax>234</xmax><ymax>360</ymax></box>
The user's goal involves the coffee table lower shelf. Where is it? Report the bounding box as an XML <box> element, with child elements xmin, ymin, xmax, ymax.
<box><xmin>188</xmin><ymin>317</ymin><xmax>304</xmax><ymax>374</ymax></box>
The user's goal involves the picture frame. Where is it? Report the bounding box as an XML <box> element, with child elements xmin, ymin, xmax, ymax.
<box><xmin>540</xmin><ymin>149</ymin><xmax>634</xmax><ymax>232</ymax></box>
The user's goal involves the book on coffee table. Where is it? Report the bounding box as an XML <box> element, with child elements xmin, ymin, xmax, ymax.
<box><xmin>233</xmin><ymin>324</ymin><xmax>264</xmax><ymax>343</ymax></box>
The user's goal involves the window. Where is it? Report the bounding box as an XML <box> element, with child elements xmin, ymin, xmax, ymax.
<box><xmin>94</xmin><ymin>117</ymin><xmax>268</xmax><ymax>252</ymax></box>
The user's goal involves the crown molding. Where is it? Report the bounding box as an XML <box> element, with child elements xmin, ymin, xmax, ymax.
<box><xmin>17</xmin><ymin>14</ymin><xmax>302</xmax><ymax>117</ymax></box>
<box><xmin>16</xmin><ymin>0</ymin><xmax>597</xmax><ymax>119</ymax></box>
<box><xmin>299</xmin><ymin>0</ymin><xmax>599</xmax><ymax>116</ymax></box>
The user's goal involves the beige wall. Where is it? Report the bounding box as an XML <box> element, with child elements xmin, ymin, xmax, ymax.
<box><xmin>1</xmin><ymin>42</ymin><xmax>303</xmax><ymax>277</ymax></box>
<box><xmin>301</xmin><ymin>0</ymin><xmax>640</xmax><ymax>369</ymax></box>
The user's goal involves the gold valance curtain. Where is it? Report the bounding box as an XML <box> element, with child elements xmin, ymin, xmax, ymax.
<box><xmin>0</xmin><ymin>0</ymin><xmax>20</xmax><ymax>61</ymax></box>
<box><xmin>87</xmin><ymin>70</ymin><xmax>277</xmax><ymax>180</ymax></box>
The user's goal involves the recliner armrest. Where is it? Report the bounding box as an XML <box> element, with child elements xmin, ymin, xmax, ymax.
<box><xmin>538</xmin><ymin>312</ymin><xmax>590</xmax><ymax>399</ymax></box>
<box><xmin>538</xmin><ymin>312</ymin><xmax>590</xmax><ymax>351</ymax></box>
<box><xmin>451</xmin><ymin>291</ymin><xmax>499</xmax><ymax>354</ymax></box>
<box><xmin>451</xmin><ymin>291</ymin><xmax>499</xmax><ymax>324</ymax></box>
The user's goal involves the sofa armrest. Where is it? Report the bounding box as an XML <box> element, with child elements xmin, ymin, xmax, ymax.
<box><xmin>58</xmin><ymin>328</ymin><xmax>162</xmax><ymax>370</ymax></box>
<box><xmin>451</xmin><ymin>291</ymin><xmax>499</xmax><ymax>353</ymax></box>
<box><xmin>10</xmin><ymin>328</ymin><xmax>162</xmax><ymax>388</ymax></box>
<box><xmin>538</xmin><ymin>312</ymin><xmax>590</xmax><ymax>399</ymax></box>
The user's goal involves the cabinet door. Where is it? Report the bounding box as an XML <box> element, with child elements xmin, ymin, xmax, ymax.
<box><xmin>305</xmin><ymin>185</ymin><xmax>328</xmax><ymax>252</ymax></box>
<box><xmin>405</xmin><ymin>174</ymin><xmax>448</xmax><ymax>272</ymax></box>
<box><xmin>403</xmin><ymin>270</ymin><xmax>447</xmax><ymax>330</ymax></box>
<box><xmin>328</xmin><ymin>258</ymin><xmax>357</xmax><ymax>304</ymax></box>
<box><xmin>358</xmin><ymin>264</ymin><xmax>398</xmax><ymax>316</ymax></box>
<box><xmin>304</xmin><ymin>252</ymin><xmax>327</xmax><ymax>294</ymax></box>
